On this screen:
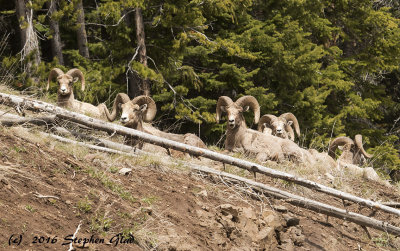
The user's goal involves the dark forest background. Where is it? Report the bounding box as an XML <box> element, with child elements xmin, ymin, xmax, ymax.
<box><xmin>1</xmin><ymin>0</ymin><xmax>400</xmax><ymax>174</ymax></box>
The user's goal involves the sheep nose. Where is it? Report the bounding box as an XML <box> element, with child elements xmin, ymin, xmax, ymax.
<box><xmin>229</xmin><ymin>119</ymin><xmax>234</xmax><ymax>123</ymax></box>
<box><xmin>60</xmin><ymin>87</ymin><xmax>67</xmax><ymax>93</ymax></box>
<box><xmin>121</xmin><ymin>116</ymin><xmax>128</xmax><ymax>122</ymax></box>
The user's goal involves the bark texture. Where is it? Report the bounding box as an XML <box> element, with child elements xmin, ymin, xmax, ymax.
<box><xmin>128</xmin><ymin>7</ymin><xmax>150</xmax><ymax>97</ymax></box>
<box><xmin>47</xmin><ymin>0</ymin><xmax>64</xmax><ymax>65</ymax></box>
<box><xmin>75</xmin><ymin>0</ymin><xmax>89</xmax><ymax>58</ymax></box>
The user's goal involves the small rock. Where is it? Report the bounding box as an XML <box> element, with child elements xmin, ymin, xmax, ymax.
<box><xmin>198</xmin><ymin>190</ymin><xmax>208</xmax><ymax>197</ymax></box>
<box><xmin>219</xmin><ymin>204</ymin><xmax>240</xmax><ymax>221</ymax></box>
<box><xmin>279</xmin><ymin>231</ymin><xmax>295</xmax><ymax>251</ymax></box>
<box><xmin>273</xmin><ymin>205</ymin><xmax>288</xmax><ymax>213</ymax></box>
<box><xmin>242</xmin><ymin>207</ymin><xmax>257</xmax><ymax>220</ymax></box>
<box><xmin>325</xmin><ymin>173</ymin><xmax>335</xmax><ymax>182</ymax></box>
<box><xmin>256</xmin><ymin>227</ymin><xmax>275</xmax><ymax>242</ymax></box>
<box><xmin>142</xmin><ymin>207</ymin><xmax>152</xmax><ymax>215</ymax></box>
<box><xmin>283</xmin><ymin>214</ymin><xmax>300</xmax><ymax>227</ymax></box>
<box><xmin>289</xmin><ymin>227</ymin><xmax>305</xmax><ymax>246</ymax></box>
<box><xmin>262</xmin><ymin>210</ymin><xmax>283</xmax><ymax>229</ymax></box>
<box><xmin>118</xmin><ymin>167</ymin><xmax>132</xmax><ymax>175</ymax></box>
<box><xmin>202</xmin><ymin>205</ymin><xmax>210</xmax><ymax>211</ymax></box>
<box><xmin>242</xmin><ymin>219</ymin><xmax>259</xmax><ymax>242</ymax></box>
<box><xmin>65</xmin><ymin>200</ymin><xmax>72</xmax><ymax>205</ymax></box>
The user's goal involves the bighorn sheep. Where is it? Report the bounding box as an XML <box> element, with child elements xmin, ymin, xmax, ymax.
<box><xmin>47</xmin><ymin>68</ymin><xmax>108</xmax><ymax>119</ymax></box>
<box><xmin>307</xmin><ymin>149</ymin><xmax>336</xmax><ymax>168</ymax></box>
<box><xmin>216</xmin><ymin>96</ymin><xmax>314</xmax><ymax>163</ymax></box>
<box><xmin>104</xmin><ymin>93</ymin><xmax>206</xmax><ymax>151</ymax></box>
<box><xmin>328</xmin><ymin>134</ymin><xmax>372</xmax><ymax>166</ymax></box>
<box><xmin>257</xmin><ymin>113</ymin><xmax>300</xmax><ymax>141</ymax></box>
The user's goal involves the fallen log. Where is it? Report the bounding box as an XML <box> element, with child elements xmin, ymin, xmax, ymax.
<box><xmin>51</xmin><ymin>126</ymin><xmax>140</xmax><ymax>154</ymax></box>
<box><xmin>382</xmin><ymin>202</ymin><xmax>400</xmax><ymax>209</ymax></box>
<box><xmin>41</xmin><ymin>132</ymin><xmax>140</xmax><ymax>157</ymax></box>
<box><xmin>40</xmin><ymin>132</ymin><xmax>400</xmax><ymax>236</ymax></box>
<box><xmin>0</xmin><ymin>110</ymin><xmax>56</xmax><ymax>127</ymax></box>
<box><xmin>0</xmin><ymin>110</ymin><xmax>136</xmax><ymax>154</ymax></box>
<box><xmin>1</xmin><ymin>92</ymin><xmax>400</xmax><ymax>217</ymax></box>
<box><xmin>0</xmin><ymin>111</ymin><xmax>154</xmax><ymax>157</ymax></box>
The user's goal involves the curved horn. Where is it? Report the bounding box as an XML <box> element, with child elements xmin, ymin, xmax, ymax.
<box><xmin>285</xmin><ymin>124</ymin><xmax>295</xmax><ymax>140</ymax></box>
<box><xmin>258</xmin><ymin>114</ymin><xmax>277</xmax><ymax>132</ymax></box>
<box><xmin>354</xmin><ymin>134</ymin><xmax>373</xmax><ymax>159</ymax></box>
<box><xmin>328</xmin><ymin>136</ymin><xmax>354</xmax><ymax>158</ymax></box>
<box><xmin>131</xmin><ymin>95</ymin><xmax>157</xmax><ymax>122</ymax></box>
<box><xmin>47</xmin><ymin>68</ymin><xmax>64</xmax><ymax>91</ymax></box>
<box><xmin>216</xmin><ymin>96</ymin><xmax>234</xmax><ymax>123</ymax></box>
<box><xmin>280</xmin><ymin>112</ymin><xmax>300</xmax><ymax>137</ymax></box>
<box><xmin>235</xmin><ymin>96</ymin><xmax>260</xmax><ymax>124</ymax></box>
<box><xmin>66</xmin><ymin>68</ymin><xmax>85</xmax><ymax>91</ymax></box>
<box><xmin>104</xmin><ymin>93</ymin><xmax>131</xmax><ymax>122</ymax></box>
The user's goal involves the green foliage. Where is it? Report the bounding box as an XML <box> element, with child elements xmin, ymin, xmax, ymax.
<box><xmin>369</xmin><ymin>137</ymin><xmax>400</xmax><ymax>173</ymax></box>
<box><xmin>77</xmin><ymin>196</ymin><xmax>92</xmax><ymax>213</ymax></box>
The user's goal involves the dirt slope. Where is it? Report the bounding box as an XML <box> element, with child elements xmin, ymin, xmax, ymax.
<box><xmin>0</xmin><ymin>126</ymin><xmax>399</xmax><ymax>251</ymax></box>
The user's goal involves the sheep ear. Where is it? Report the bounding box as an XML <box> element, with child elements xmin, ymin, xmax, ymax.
<box><xmin>243</xmin><ymin>106</ymin><xmax>250</xmax><ymax>112</ymax></box>
<box><xmin>73</xmin><ymin>77</ymin><xmax>79</xmax><ymax>83</ymax></box>
<box><xmin>118</xmin><ymin>103</ymin><xmax>122</xmax><ymax>109</ymax></box>
<box><xmin>220</xmin><ymin>106</ymin><xmax>227</xmax><ymax>112</ymax></box>
<box><xmin>139</xmin><ymin>104</ymin><xmax>148</xmax><ymax>112</ymax></box>
<box><xmin>287</xmin><ymin>121</ymin><xmax>293</xmax><ymax>126</ymax></box>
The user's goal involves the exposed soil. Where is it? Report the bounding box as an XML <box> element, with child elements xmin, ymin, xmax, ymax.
<box><xmin>0</xmin><ymin>126</ymin><xmax>400</xmax><ymax>251</ymax></box>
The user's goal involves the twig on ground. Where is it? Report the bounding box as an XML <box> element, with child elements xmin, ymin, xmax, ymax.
<box><xmin>33</xmin><ymin>192</ymin><xmax>60</xmax><ymax>200</ymax></box>
<box><xmin>68</xmin><ymin>221</ymin><xmax>82</xmax><ymax>251</ymax></box>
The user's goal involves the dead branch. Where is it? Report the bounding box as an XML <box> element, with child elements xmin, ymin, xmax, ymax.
<box><xmin>33</xmin><ymin>191</ymin><xmax>59</xmax><ymax>200</ymax></box>
<box><xmin>51</xmin><ymin>126</ymin><xmax>139</xmax><ymax>154</ymax></box>
<box><xmin>0</xmin><ymin>111</ymin><xmax>56</xmax><ymax>127</ymax></box>
<box><xmin>40</xmin><ymin>132</ymin><xmax>140</xmax><ymax>157</ymax></box>
<box><xmin>68</xmin><ymin>221</ymin><xmax>82</xmax><ymax>251</ymax></box>
<box><xmin>1</xmin><ymin>92</ymin><xmax>400</xmax><ymax>218</ymax></box>
<box><xmin>381</xmin><ymin>202</ymin><xmax>400</xmax><ymax>208</ymax></box>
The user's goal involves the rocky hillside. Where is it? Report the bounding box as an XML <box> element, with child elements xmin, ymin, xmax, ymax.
<box><xmin>0</xmin><ymin>124</ymin><xmax>399</xmax><ymax>251</ymax></box>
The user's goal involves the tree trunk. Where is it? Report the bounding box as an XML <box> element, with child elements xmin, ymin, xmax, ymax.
<box><xmin>14</xmin><ymin>0</ymin><xmax>27</xmax><ymax>49</ymax></box>
<box><xmin>127</xmin><ymin>71</ymin><xmax>141</xmax><ymax>98</ymax></box>
<box><xmin>14</xmin><ymin>0</ymin><xmax>41</xmax><ymax>76</ymax></box>
<box><xmin>123</xmin><ymin>9</ymin><xmax>138</xmax><ymax>97</ymax></box>
<box><xmin>75</xmin><ymin>0</ymin><xmax>89</xmax><ymax>58</ymax></box>
<box><xmin>47</xmin><ymin>0</ymin><xmax>64</xmax><ymax>65</ymax></box>
<box><xmin>129</xmin><ymin>7</ymin><xmax>150</xmax><ymax>97</ymax></box>
<box><xmin>1</xmin><ymin>91</ymin><xmax>400</xmax><ymax>218</ymax></box>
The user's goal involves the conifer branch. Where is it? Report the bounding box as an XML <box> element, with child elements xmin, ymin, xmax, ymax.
<box><xmin>86</xmin><ymin>8</ymin><xmax>136</xmax><ymax>27</ymax></box>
